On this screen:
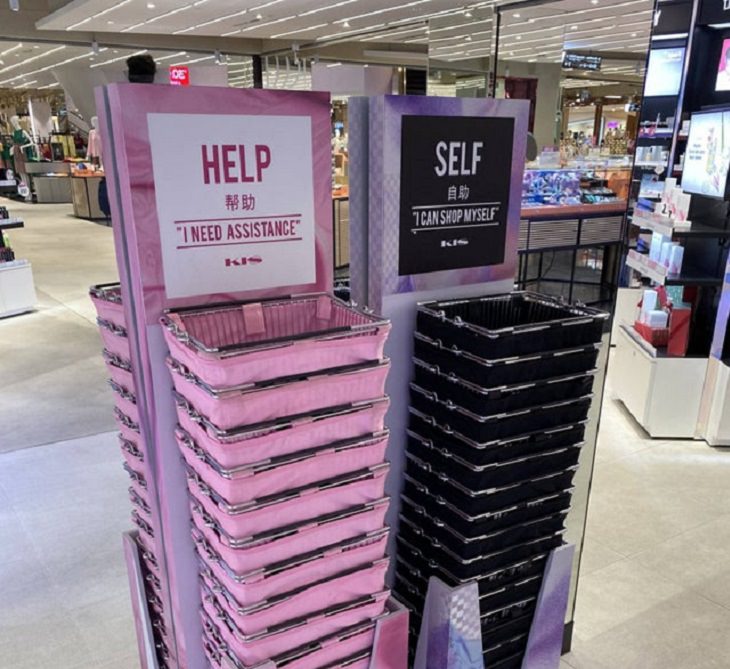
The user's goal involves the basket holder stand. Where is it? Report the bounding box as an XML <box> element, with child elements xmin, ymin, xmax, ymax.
<box><xmin>348</xmin><ymin>97</ymin><xmax>581</xmax><ymax>668</ymax></box>
<box><xmin>411</xmin><ymin>545</ymin><xmax>574</xmax><ymax>669</ymax></box>
<box><xmin>97</xmin><ymin>83</ymin><xmax>405</xmax><ymax>669</ymax></box>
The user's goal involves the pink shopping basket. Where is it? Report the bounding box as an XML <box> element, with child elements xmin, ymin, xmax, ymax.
<box><xmin>114</xmin><ymin>407</ymin><xmax>143</xmax><ymax>445</ymax></box>
<box><xmin>187</xmin><ymin>464</ymin><xmax>389</xmax><ymax>538</ymax></box>
<box><xmin>193</xmin><ymin>528</ymin><xmax>388</xmax><ymax>607</ymax></box>
<box><xmin>119</xmin><ymin>435</ymin><xmax>145</xmax><ymax>469</ymax></box>
<box><xmin>97</xmin><ymin>318</ymin><xmax>130</xmax><ymax>360</ymax></box>
<box><xmin>129</xmin><ymin>486</ymin><xmax>152</xmax><ymax>528</ymax></box>
<box><xmin>191</xmin><ymin>498</ymin><xmax>389</xmax><ymax>574</ymax></box>
<box><xmin>175</xmin><ymin>395</ymin><xmax>389</xmax><ymax>470</ymax></box>
<box><xmin>90</xmin><ymin>283</ymin><xmax>126</xmax><ymax>329</ymax></box>
<box><xmin>161</xmin><ymin>294</ymin><xmax>390</xmax><ymax>388</ymax></box>
<box><xmin>200</xmin><ymin>558</ymin><xmax>388</xmax><ymax>635</ymax></box>
<box><xmin>168</xmin><ymin>358</ymin><xmax>390</xmax><ymax>430</ymax></box>
<box><xmin>203</xmin><ymin>615</ymin><xmax>377</xmax><ymax>669</ymax></box>
<box><xmin>103</xmin><ymin>350</ymin><xmax>135</xmax><ymax>391</ymax></box>
<box><xmin>177</xmin><ymin>428</ymin><xmax>389</xmax><ymax>505</ymax></box>
<box><xmin>201</xmin><ymin>585</ymin><xmax>389</xmax><ymax>666</ymax></box>
<box><xmin>110</xmin><ymin>380</ymin><xmax>139</xmax><ymax>423</ymax></box>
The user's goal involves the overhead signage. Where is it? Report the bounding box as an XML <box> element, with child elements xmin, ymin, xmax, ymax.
<box><xmin>562</xmin><ymin>54</ymin><xmax>602</xmax><ymax>71</ymax></box>
<box><xmin>147</xmin><ymin>113</ymin><xmax>316</xmax><ymax>299</ymax></box>
<box><xmin>169</xmin><ymin>65</ymin><xmax>190</xmax><ymax>86</ymax></box>
<box><xmin>398</xmin><ymin>114</ymin><xmax>514</xmax><ymax>276</ymax></box>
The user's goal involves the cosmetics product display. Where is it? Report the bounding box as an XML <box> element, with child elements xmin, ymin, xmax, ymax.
<box><xmin>393</xmin><ymin>291</ymin><xmax>606</xmax><ymax>665</ymax></box>
<box><xmin>160</xmin><ymin>294</ymin><xmax>393</xmax><ymax>668</ymax></box>
<box><xmin>89</xmin><ymin>282</ymin><xmax>173</xmax><ymax>669</ymax></box>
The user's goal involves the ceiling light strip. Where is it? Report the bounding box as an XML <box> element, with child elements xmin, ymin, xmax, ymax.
<box><xmin>0</xmin><ymin>45</ymin><xmax>66</xmax><ymax>76</ymax></box>
<box><xmin>66</xmin><ymin>0</ymin><xmax>134</xmax><ymax>30</ymax></box>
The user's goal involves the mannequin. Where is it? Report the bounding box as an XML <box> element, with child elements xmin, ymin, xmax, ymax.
<box><xmin>9</xmin><ymin>115</ymin><xmax>32</xmax><ymax>197</ymax></box>
<box><xmin>86</xmin><ymin>115</ymin><xmax>103</xmax><ymax>168</ymax></box>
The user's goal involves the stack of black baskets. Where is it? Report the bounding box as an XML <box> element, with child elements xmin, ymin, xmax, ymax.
<box><xmin>393</xmin><ymin>291</ymin><xmax>607</xmax><ymax>669</ymax></box>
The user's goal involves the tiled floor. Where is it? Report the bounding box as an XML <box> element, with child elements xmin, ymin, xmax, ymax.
<box><xmin>3</xmin><ymin>200</ymin><xmax>730</xmax><ymax>668</ymax></box>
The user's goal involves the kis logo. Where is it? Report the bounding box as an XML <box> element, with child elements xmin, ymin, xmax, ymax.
<box><xmin>225</xmin><ymin>256</ymin><xmax>263</xmax><ymax>267</ymax></box>
<box><xmin>440</xmin><ymin>238</ymin><xmax>469</xmax><ymax>248</ymax></box>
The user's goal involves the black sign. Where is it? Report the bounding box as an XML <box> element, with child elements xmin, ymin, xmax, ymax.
<box><xmin>399</xmin><ymin>114</ymin><xmax>513</xmax><ymax>276</ymax></box>
<box><xmin>562</xmin><ymin>53</ymin><xmax>602</xmax><ymax>71</ymax></box>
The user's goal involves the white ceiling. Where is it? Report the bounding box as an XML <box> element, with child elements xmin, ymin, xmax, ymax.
<box><xmin>0</xmin><ymin>0</ymin><xmax>652</xmax><ymax>92</ymax></box>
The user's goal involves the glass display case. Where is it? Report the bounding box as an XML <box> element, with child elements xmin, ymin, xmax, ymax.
<box><xmin>521</xmin><ymin>167</ymin><xmax>628</xmax><ymax>208</ymax></box>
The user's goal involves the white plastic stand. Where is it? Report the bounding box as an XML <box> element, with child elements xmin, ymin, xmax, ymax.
<box><xmin>0</xmin><ymin>260</ymin><xmax>36</xmax><ymax>318</ymax></box>
<box><xmin>612</xmin><ymin>325</ymin><xmax>707</xmax><ymax>438</ymax></box>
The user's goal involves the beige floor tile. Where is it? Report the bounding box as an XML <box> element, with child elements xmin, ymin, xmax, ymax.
<box><xmin>573</xmin><ymin>558</ymin><xmax>684</xmax><ymax>641</ymax></box>
<box><xmin>576</xmin><ymin>534</ymin><xmax>625</xmax><ymax>575</ymax></box>
<box><xmin>573</xmin><ymin>590</ymin><xmax>730</xmax><ymax>669</ymax></box>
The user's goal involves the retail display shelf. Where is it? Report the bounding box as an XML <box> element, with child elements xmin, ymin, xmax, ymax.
<box><xmin>0</xmin><ymin>218</ymin><xmax>24</xmax><ymax>230</ymax></box>
<box><xmin>634</xmin><ymin>161</ymin><xmax>667</xmax><ymax>168</ymax></box>
<box><xmin>626</xmin><ymin>250</ymin><xmax>723</xmax><ymax>286</ymax></box>
<box><xmin>664</xmin><ymin>265</ymin><xmax>723</xmax><ymax>286</ymax></box>
<box><xmin>0</xmin><ymin>179</ymin><xmax>15</xmax><ymax>187</ymax></box>
<box><xmin>638</xmin><ymin>129</ymin><xmax>673</xmax><ymax>139</ymax></box>
<box><xmin>0</xmin><ymin>259</ymin><xmax>29</xmax><ymax>271</ymax></box>
<box><xmin>672</xmin><ymin>222</ymin><xmax>730</xmax><ymax>238</ymax></box>
<box><xmin>625</xmin><ymin>250</ymin><xmax>668</xmax><ymax>284</ymax></box>
<box><xmin>630</xmin><ymin>210</ymin><xmax>687</xmax><ymax>237</ymax></box>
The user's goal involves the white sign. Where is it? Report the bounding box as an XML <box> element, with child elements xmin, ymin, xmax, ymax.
<box><xmin>147</xmin><ymin>113</ymin><xmax>315</xmax><ymax>299</ymax></box>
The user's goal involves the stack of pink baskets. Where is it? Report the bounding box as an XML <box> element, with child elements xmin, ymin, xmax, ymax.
<box><xmin>161</xmin><ymin>294</ymin><xmax>393</xmax><ymax>669</ymax></box>
<box><xmin>90</xmin><ymin>282</ymin><xmax>173</xmax><ymax>668</ymax></box>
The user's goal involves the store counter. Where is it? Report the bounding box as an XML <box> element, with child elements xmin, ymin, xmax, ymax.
<box><xmin>25</xmin><ymin>162</ymin><xmax>72</xmax><ymax>204</ymax></box>
<box><xmin>71</xmin><ymin>174</ymin><xmax>107</xmax><ymax>221</ymax></box>
<box><xmin>517</xmin><ymin>200</ymin><xmax>627</xmax><ymax>306</ymax></box>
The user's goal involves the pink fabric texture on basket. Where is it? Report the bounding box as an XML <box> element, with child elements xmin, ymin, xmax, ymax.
<box><xmin>203</xmin><ymin>620</ymin><xmax>375</xmax><ymax>669</ymax></box>
<box><xmin>169</xmin><ymin>360</ymin><xmax>390</xmax><ymax>430</ymax></box>
<box><xmin>119</xmin><ymin>438</ymin><xmax>145</xmax><ymax>472</ymax></box>
<box><xmin>90</xmin><ymin>292</ymin><xmax>126</xmax><ymax>329</ymax></box>
<box><xmin>200</xmin><ymin>589</ymin><xmax>388</xmax><ymax>665</ymax></box>
<box><xmin>191</xmin><ymin>499</ymin><xmax>389</xmax><ymax>573</ymax></box>
<box><xmin>200</xmin><ymin>559</ymin><xmax>388</xmax><ymax>635</ymax></box>
<box><xmin>98</xmin><ymin>325</ymin><xmax>131</xmax><ymax>360</ymax></box>
<box><xmin>176</xmin><ymin>398</ymin><xmax>388</xmax><ymax>470</ymax></box>
<box><xmin>178</xmin><ymin>430</ymin><xmax>389</xmax><ymax>505</ymax></box>
<box><xmin>161</xmin><ymin>297</ymin><xmax>390</xmax><ymax>387</ymax></box>
<box><xmin>187</xmin><ymin>467</ymin><xmax>388</xmax><ymax>538</ymax></box>
<box><xmin>193</xmin><ymin>530</ymin><xmax>388</xmax><ymax>607</ymax></box>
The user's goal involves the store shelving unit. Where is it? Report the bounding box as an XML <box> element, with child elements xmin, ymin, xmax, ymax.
<box><xmin>615</xmin><ymin>0</ymin><xmax>730</xmax><ymax>440</ymax></box>
<box><xmin>0</xmin><ymin>218</ymin><xmax>36</xmax><ymax>318</ymax></box>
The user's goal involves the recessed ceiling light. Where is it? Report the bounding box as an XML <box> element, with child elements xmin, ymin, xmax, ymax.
<box><xmin>146</xmin><ymin>2</ymin><xmax>155</xmax><ymax>8</ymax></box>
<box><xmin>464</xmin><ymin>10</ymin><xmax>472</xmax><ymax>17</ymax></box>
<box><xmin>516</xmin><ymin>35</ymin><xmax>521</xmax><ymax>40</ymax></box>
<box><xmin>570</xmin><ymin>25</ymin><xmax>578</xmax><ymax>30</ymax></box>
<box><xmin>631</xmin><ymin>32</ymin><xmax>637</xmax><ymax>37</ymax></box>
<box><xmin>465</xmin><ymin>35</ymin><xmax>472</xmax><ymax>41</ymax></box>
<box><xmin>343</xmin><ymin>20</ymin><xmax>350</xmax><ymax>27</ymax></box>
<box><xmin>513</xmin><ymin>12</ymin><xmax>520</xmax><ymax>17</ymax></box>
<box><xmin>528</xmin><ymin>18</ymin><xmax>535</xmax><ymax>23</ymax></box>
<box><xmin>107</xmin><ymin>20</ymin><xmax>114</xmax><ymax>24</ymax></box>
<box><xmin>33</xmin><ymin>45</ymin><xmax>40</xmax><ymax>49</ymax></box>
<box><xmin>591</xmin><ymin>0</ymin><xmax>599</xmax><ymax>4</ymax></box>
<box><xmin>256</xmin><ymin>13</ymin><xmax>263</xmax><ymax>19</ymax></box>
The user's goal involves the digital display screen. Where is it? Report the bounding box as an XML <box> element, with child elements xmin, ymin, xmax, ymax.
<box><xmin>562</xmin><ymin>54</ymin><xmax>602</xmax><ymax>71</ymax></box>
<box><xmin>644</xmin><ymin>48</ymin><xmax>685</xmax><ymax>97</ymax></box>
<box><xmin>682</xmin><ymin>110</ymin><xmax>730</xmax><ymax>198</ymax></box>
<box><xmin>716</xmin><ymin>38</ymin><xmax>730</xmax><ymax>92</ymax></box>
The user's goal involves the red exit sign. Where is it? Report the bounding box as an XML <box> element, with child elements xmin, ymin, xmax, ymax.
<box><xmin>169</xmin><ymin>65</ymin><xmax>190</xmax><ymax>86</ymax></box>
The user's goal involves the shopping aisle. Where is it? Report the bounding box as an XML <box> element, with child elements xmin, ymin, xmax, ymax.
<box><xmin>0</xmin><ymin>201</ymin><xmax>117</xmax><ymax>451</ymax></box>
<box><xmin>562</xmin><ymin>373</ymin><xmax>730</xmax><ymax>669</ymax></box>
<box><xmin>3</xmin><ymin>201</ymin><xmax>730</xmax><ymax>668</ymax></box>
<box><xmin>0</xmin><ymin>201</ymin><xmax>134</xmax><ymax>667</ymax></box>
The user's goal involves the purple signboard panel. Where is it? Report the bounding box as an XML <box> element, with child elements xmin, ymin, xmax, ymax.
<box><xmin>363</xmin><ymin>95</ymin><xmax>528</xmax><ymax>312</ymax></box>
<box><xmin>97</xmin><ymin>83</ymin><xmax>333</xmax><ymax>668</ymax></box>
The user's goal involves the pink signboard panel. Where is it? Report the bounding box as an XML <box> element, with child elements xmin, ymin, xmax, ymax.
<box><xmin>97</xmin><ymin>83</ymin><xmax>333</xmax><ymax>669</ymax></box>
